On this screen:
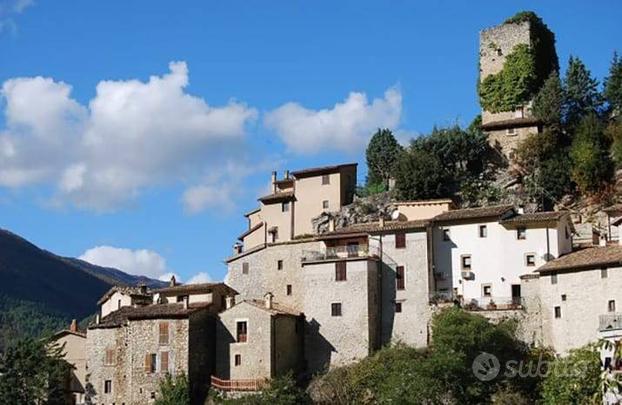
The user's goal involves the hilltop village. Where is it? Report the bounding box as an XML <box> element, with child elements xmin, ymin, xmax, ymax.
<box><xmin>46</xmin><ymin>12</ymin><xmax>622</xmax><ymax>405</ymax></box>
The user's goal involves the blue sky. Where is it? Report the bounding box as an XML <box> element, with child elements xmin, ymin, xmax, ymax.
<box><xmin>0</xmin><ymin>0</ymin><xmax>620</xmax><ymax>282</ymax></box>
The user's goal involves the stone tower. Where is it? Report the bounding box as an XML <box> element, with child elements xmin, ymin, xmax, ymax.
<box><xmin>479</xmin><ymin>15</ymin><xmax>549</xmax><ymax>159</ymax></box>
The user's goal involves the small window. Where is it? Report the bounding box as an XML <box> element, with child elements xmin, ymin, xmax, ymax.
<box><xmin>104</xmin><ymin>380</ymin><xmax>112</xmax><ymax>394</ymax></box>
<box><xmin>331</xmin><ymin>303</ymin><xmax>342</xmax><ymax>317</ymax></box>
<box><xmin>479</xmin><ymin>225</ymin><xmax>487</xmax><ymax>238</ymax></box>
<box><xmin>442</xmin><ymin>229</ymin><xmax>450</xmax><ymax>241</ymax></box>
<box><xmin>281</xmin><ymin>202</ymin><xmax>289</xmax><ymax>212</ymax></box>
<box><xmin>286</xmin><ymin>284</ymin><xmax>292</xmax><ymax>296</ymax></box>
<box><xmin>117</xmin><ymin>299</ymin><xmax>121</xmax><ymax>309</ymax></box>
<box><xmin>145</xmin><ymin>353</ymin><xmax>157</xmax><ymax>374</ymax></box>
<box><xmin>322</xmin><ymin>200</ymin><xmax>329</xmax><ymax>209</ymax></box>
<box><xmin>236</xmin><ymin>321</ymin><xmax>248</xmax><ymax>343</ymax></box>
<box><xmin>554</xmin><ymin>306</ymin><xmax>562</xmax><ymax>319</ymax></box>
<box><xmin>395</xmin><ymin>302</ymin><xmax>402</xmax><ymax>313</ymax></box>
<box><xmin>322</xmin><ymin>174</ymin><xmax>330</xmax><ymax>185</ymax></box>
<box><xmin>496</xmin><ymin>48</ymin><xmax>503</xmax><ymax>56</ymax></box>
<box><xmin>517</xmin><ymin>227</ymin><xmax>526</xmax><ymax>240</ymax></box>
<box><xmin>277</xmin><ymin>260</ymin><xmax>283</xmax><ymax>270</ymax></box>
<box><xmin>396</xmin><ymin>266</ymin><xmax>405</xmax><ymax>290</ymax></box>
<box><xmin>234</xmin><ymin>354</ymin><xmax>241</xmax><ymax>366</ymax></box>
<box><xmin>242</xmin><ymin>262</ymin><xmax>249</xmax><ymax>275</ymax></box>
<box><xmin>104</xmin><ymin>348</ymin><xmax>115</xmax><ymax>366</ymax></box>
<box><xmin>461</xmin><ymin>255</ymin><xmax>472</xmax><ymax>270</ymax></box>
<box><xmin>482</xmin><ymin>284</ymin><xmax>492</xmax><ymax>297</ymax></box>
<box><xmin>609</xmin><ymin>300</ymin><xmax>616</xmax><ymax>313</ymax></box>
<box><xmin>525</xmin><ymin>254</ymin><xmax>536</xmax><ymax>267</ymax></box>
<box><xmin>160</xmin><ymin>351</ymin><xmax>169</xmax><ymax>373</ymax></box>
<box><xmin>159</xmin><ymin>322</ymin><xmax>169</xmax><ymax>345</ymax></box>
<box><xmin>551</xmin><ymin>273</ymin><xmax>558</xmax><ymax>285</ymax></box>
<box><xmin>602</xmin><ymin>268</ymin><xmax>608</xmax><ymax>279</ymax></box>
<box><xmin>335</xmin><ymin>261</ymin><xmax>347</xmax><ymax>281</ymax></box>
<box><xmin>561</xmin><ymin>294</ymin><xmax>567</xmax><ymax>301</ymax></box>
<box><xmin>271</xmin><ymin>228</ymin><xmax>279</xmax><ymax>242</ymax></box>
<box><xmin>395</xmin><ymin>232</ymin><xmax>406</xmax><ymax>249</ymax></box>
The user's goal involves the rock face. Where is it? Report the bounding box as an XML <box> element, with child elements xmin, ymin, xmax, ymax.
<box><xmin>311</xmin><ymin>192</ymin><xmax>396</xmax><ymax>234</ymax></box>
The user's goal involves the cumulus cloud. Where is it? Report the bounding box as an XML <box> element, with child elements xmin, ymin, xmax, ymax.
<box><xmin>79</xmin><ymin>246</ymin><xmax>168</xmax><ymax>279</ymax></box>
<box><xmin>0</xmin><ymin>61</ymin><xmax>257</xmax><ymax>211</ymax></box>
<box><xmin>265</xmin><ymin>87</ymin><xmax>402</xmax><ymax>154</ymax></box>
<box><xmin>187</xmin><ymin>272</ymin><xmax>212</xmax><ymax>284</ymax></box>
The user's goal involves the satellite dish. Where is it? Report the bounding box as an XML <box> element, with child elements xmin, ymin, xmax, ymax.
<box><xmin>391</xmin><ymin>210</ymin><xmax>401</xmax><ymax>221</ymax></box>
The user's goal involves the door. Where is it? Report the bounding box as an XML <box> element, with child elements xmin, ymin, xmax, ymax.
<box><xmin>511</xmin><ymin>284</ymin><xmax>521</xmax><ymax>305</ymax></box>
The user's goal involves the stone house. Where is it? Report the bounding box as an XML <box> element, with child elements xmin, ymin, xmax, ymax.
<box><xmin>50</xmin><ymin>320</ymin><xmax>87</xmax><ymax>404</ymax></box>
<box><xmin>98</xmin><ymin>285</ymin><xmax>152</xmax><ymax>318</ymax></box>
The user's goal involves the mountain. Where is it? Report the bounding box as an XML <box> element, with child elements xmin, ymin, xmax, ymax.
<box><xmin>0</xmin><ymin>228</ymin><xmax>164</xmax><ymax>351</ymax></box>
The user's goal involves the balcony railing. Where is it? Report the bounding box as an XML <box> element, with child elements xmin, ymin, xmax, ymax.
<box><xmin>463</xmin><ymin>296</ymin><xmax>524</xmax><ymax>311</ymax></box>
<box><xmin>600</xmin><ymin>313</ymin><xmax>622</xmax><ymax>331</ymax></box>
<box><xmin>210</xmin><ymin>375</ymin><xmax>268</xmax><ymax>392</ymax></box>
<box><xmin>301</xmin><ymin>245</ymin><xmax>379</xmax><ymax>262</ymax></box>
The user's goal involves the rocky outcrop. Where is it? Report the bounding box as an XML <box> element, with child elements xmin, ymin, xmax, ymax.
<box><xmin>312</xmin><ymin>193</ymin><xmax>397</xmax><ymax>234</ymax></box>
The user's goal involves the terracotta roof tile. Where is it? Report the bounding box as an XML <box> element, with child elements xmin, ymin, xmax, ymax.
<box><xmin>432</xmin><ymin>205</ymin><xmax>515</xmax><ymax>222</ymax></box>
<box><xmin>499</xmin><ymin>211</ymin><xmax>569</xmax><ymax>225</ymax></box>
<box><xmin>537</xmin><ymin>246</ymin><xmax>622</xmax><ymax>273</ymax></box>
<box><xmin>97</xmin><ymin>285</ymin><xmax>152</xmax><ymax>305</ymax></box>
<box><xmin>89</xmin><ymin>303</ymin><xmax>210</xmax><ymax>329</ymax></box>
<box><xmin>258</xmin><ymin>191</ymin><xmax>295</xmax><ymax>204</ymax></box>
<box><xmin>155</xmin><ymin>282</ymin><xmax>238</xmax><ymax>296</ymax></box>
<box><xmin>320</xmin><ymin>220</ymin><xmax>428</xmax><ymax>238</ymax></box>
<box><xmin>290</xmin><ymin>163</ymin><xmax>357</xmax><ymax>178</ymax></box>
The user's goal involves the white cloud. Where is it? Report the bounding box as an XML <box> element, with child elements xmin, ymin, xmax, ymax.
<box><xmin>158</xmin><ymin>272</ymin><xmax>181</xmax><ymax>283</ymax></box>
<box><xmin>182</xmin><ymin>184</ymin><xmax>237</xmax><ymax>215</ymax></box>
<box><xmin>265</xmin><ymin>87</ymin><xmax>402</xmax><ymax>154</ymax></box>
<box><xmin>0</xmin><ymin>61</ymin><xmax>258</xmax><ymax>211</ymax></box>
<box><xmin>79</xmin><ymin>246</ymin><xmax>168</xmax><ymax>279</ymax></box>
<box><xmin>187</xmin><ymin>272</ymin><xmax>212</xmax><ymax>284</ymax></box>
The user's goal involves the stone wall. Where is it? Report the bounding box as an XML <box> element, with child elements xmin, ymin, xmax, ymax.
<box><xmin>86</xmin><ymin>327</ymin><xmax>130</xmax><ymax>404</ymax></box>
<box><xmin>487</xmin><ymin>126</ymin><xmax>538</xmax><ymax>159</ymax></box>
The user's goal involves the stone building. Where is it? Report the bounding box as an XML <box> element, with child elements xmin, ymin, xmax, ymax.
<box><xmin>98</xmin><ymin>285</ymin><xmax>153</xmax><ymax>318</ymax></box>
<box><xmin>50</xmin><ymin>320</ymin><xmax>87</xmax><ymax>404</ymax></box>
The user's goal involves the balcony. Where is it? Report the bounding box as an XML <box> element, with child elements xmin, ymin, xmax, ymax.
<box><xmin>600</xmin><ymin>313</ymin><xmax>622</xmax><ymax>331</ymax></box>
<box><xmin>210</xmin><ymin>375</ymin><xmax>268</xmax><ymax>392</ymax></box>
<box><xmin>464</xmin><ymin>296</ymin><xmax>524</xmax><ymax>311</ymax></box>
<box><xmin>301</xmin><ymin>245</ymin><xmax>379</xmax><ymax>262</ymax></box>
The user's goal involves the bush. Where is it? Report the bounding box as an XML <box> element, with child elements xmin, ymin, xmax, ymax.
<box><xmin>154</xmin><ymin>373</ymin><xmax>190</xmax><ymax>405</ymax></box>
<box><xmin>216</xmin><ymin>373</ymin><xmax>310</xmax><ymax>405</ymax></box>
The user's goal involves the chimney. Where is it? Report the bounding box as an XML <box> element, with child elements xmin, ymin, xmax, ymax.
<box><xmin>328</xmin><ymin>217</ymin><xmax>335</xmax><ymax>232</ymax></box>
<box><xmin>225</xmin><ymin>296</ymin><xmax>235</xmax><ymax>309</ymax></box>
<box><xmin>233</xmin><ymin>242</ymin><xmax>243</xmax><ymax>255</ymax></box>
<box><xmin>264</xmin><ymin>292</ymin><xmax>274</xmax><ymax>310</ymax></box>
<box><xmin>271</xmin><ymin>171</ymin><xmax>277</xmax><ymax>193</ymax></box>
<box><xmin>95</xmin><ymin>314</ymin><xmax>100</xmax><ymax>325</ymax></box>
<box><xmin>600</xmin><ymin>234</ymin><xmax>608</xmax><ymax>247</ymax></box>
<box><xmin>183</xmin><ymin>296</ymin><xmax>189</xmax><ymax>310</ymax></box>
<box><xmin>69</xmin><ymin>319</ymin><xmax>78</xmax><ymax>332</ymax></box>
<box><xmin>379</xmin><ymin>217</ymin><xmax>385</xmax><ymax>228</ymax></box>
<box><xmin>169</xmin><ymin>275</ymin><xmax>177</xmax><ymax>287</ymax></box>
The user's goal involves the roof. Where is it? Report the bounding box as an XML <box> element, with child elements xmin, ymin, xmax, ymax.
<box><xmin>290</xmin><ymin>163</ymin><xmax>357</xmax><ymax>178</ymax></box>
<box><xmin>238</xmin><ymin>222</ymin><xmax>264</xmax><ymax>241</ymax></box>
<box><xmin>536</xmin><ymin>246</ymin><xmax>622</xmax><ymax>273</ymax></box>
<box><xmin>226</xmin><ymin>243</ymin><xmax>267</xmax><ymax>263</ymax></box>
<box><xmin>480</xmin><ymin>117</ymin><xmax>542</xmax><ymax>130</ymax></box>
<box><xmin>393</xmin><ymin>199</ymin><xmax>454</xmax><ymax>206</ymax></box>
<box><xmin>258</xmin><ymin>191</ymin><xmax>295</xmax><ymax>204</ymax></box>
<box><xmin>319</xmin><ymin>219</ymin><xmax>429</xmax><ymax>239</ymax></box>
<box><xmin>244</xmin><ymin>299</ymin><xmax>301</xmax><ymax>317</ymax></box>
<box><xmin>499</xmin><ymin>211</ymin><xmax>569</xmax><ymax>225</ymax></box>
<box><xmin>243</xmin><ymin>207</ymin><xmax>261</xmax><ymax>217</ymax></box>
<box><xmin>432</xmin><ymin>205</ymin><xmax>515</xmax><ymax>223</ymax></box>
<box><xmin>89</xmin><ymin>303</ymin><xmax>210</xmax><ymax>329</ymax></box>
<box><xmin>51</xmin><ymin>329</ymin><xmax>87</xmax><ymax>340</ymax></box>
<box><xmin>97</xmin><ymin>285</ymin><xmax>152</xmax><ymax>305</ymax></box>
<box><xmin>155</xmin><ymin>282</ymin><xmax>238</xmax><ymax>296</ymax></box>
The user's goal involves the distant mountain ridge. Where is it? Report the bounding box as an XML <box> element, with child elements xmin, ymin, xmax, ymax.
<box><xmin>0</xmin><ymin>227</ymin><xmax>164</xmax><ymax>350</ymax></box>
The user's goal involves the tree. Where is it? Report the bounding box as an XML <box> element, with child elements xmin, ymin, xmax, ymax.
<box><xmin>539</xmin><ymin>344</ymin><xmax>601</xmax><ymax>404</ymax></box>
<box><xmin>0</xmin><ymin>337</ymin><xmax>71</xmax><ymax>405</ymax></box>
<box><xmin>533</xmin><ymin>72</ymin><xmax>564</xmax><ymax>132</ymax></box>
<box><xmin>154</xmin><ymin>373</ymin><xmax>190</xmax><ymax>405</ymax></box>
<box><xmin>570</xmin><ymin>113</ymin><xmax>613</xmax><ymax>194</ymax></box>
<box><xmin>604</xmin><ymin>52</ymin><xmax>622</xmax><ymax>115</ymax></box>
<box><xmin>562</xmin><ymin>56</ymin><xmax>603</xmax><ymax>129</ymax></box>
<box><xmin>394</xmin><ymin>147</ymin><xmax>447</xmax><ymax>200</ymax></box>
<box><xmin>365</xmin><ymin>128</ymin><xmax>403</xmax><ymax>189</ymax></box>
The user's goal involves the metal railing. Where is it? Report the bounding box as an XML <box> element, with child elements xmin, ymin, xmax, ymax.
<box><xmin>600</xmin><ymin>313</ymin><xmax>622</xmax><ymax>331</ymax></box>
<box><xmin>210</xmin><ymin>375</ymin><xmax>268</xmax><ymax>392</ymax></box>
<box><xmin>301</xmin><ymin>245</ymin><xmax>379</xmax><ymax>262</ymax></box>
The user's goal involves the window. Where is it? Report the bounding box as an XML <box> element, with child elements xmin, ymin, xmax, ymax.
<box><xmin>331</xmin><ymin>303</ymin><xmax>342</xmax><ymax>317</ymax></box>
<box><xmin>277</xmin><ymin>260</ymin><xmax>283</xmax><ymax>270</ymax></box>
<box><xmin>554</xmin><ymin>306</ymin><xmax>562</xmax><ymax>319</ymax></box>
<box><xmin>335</xmin><ymin>261</ymin><xmax>347</xmax><ymax>281</ymax></box>
<box><xmin>176</xmin><ymin>295</ymin><xmax>188</xmax><ymax>303</ymax></box>
<box><xmin>525</xmin><ymin>254</ymin><xmax>536</xmax><ymax>267</ymax></box>
<box><xmin>479</xmin><ymin>225</ymin><xmax>487</xmax><ymax>238</ymax></box>
<box><xmin>281</xmin><ymin>202</ymin><xmax>289</xmax><ymax>212</ymax></box>
<box><xmin>395</xmin><ymin>302</ymin><xmax>402</xmax><ymax>313</ymax></box>
<box><xmin>234</xmin><ymin>354</ymin><xmax>241</xmax><ymax>366</ymax></box>
<box><xmin>104</xmin><ymin>380</ymin><xmax>112</xmax><ymax>394</ymax></box>
<box><xmin>482</xmin><ymin>284</ymin><xmax>492</xmax><ymax>297</ymax></box>
<box><xmin>271</xmin><ymin>228</ymin><xmax>279</xmax><ymax>242</ymax></box>
<box><xmin>286</xmin><ymin>284</ymin><xmax>292</xmax><ymax>296</ymax></box>
<box><xmin>396</xmin><ymin>266</ymin><xmax>405</xmax><ymax>290</ymax></box>
<box><xmin>322</xmin><ymin>200</ymin><xmax>329</xmax><ymax>209</ymax></box>
<box><xmin>561</xmin><ymin>294</ymin><xmax>567</xmax><ymax>301</ymax></box>
<box><xmin>602</xmin><ymin>268</ymin><xmax>608</xmax><ymax>279</ymax></box>
<box><xmin>551</xmin><ymin>273</ymin><xmax>558</xmax><ymax>285</ymax></box>
<box><xmin>145</xmin><ymin>353</ymin><xmax>157</xmax><ymax>373</ymax></box>
<box><xmin>322</xmin><ymin>174</ymin><xmax>330</xmax><ymax>185</ymax></box>
<box><xmin>442</xmin><ymin>229</ymin><xmax>450</xmax><ymax>241</ymax></box>
<box><xmin>117</xmin><ymin>299</ymin><xmax>121</xmax><ymax>309</ymax></box>
<box><xmin>609</xmin><ymin>300</ymin><xmax>616</xmax><ymax>313</ymax></box>
<box><xmin>496</xmin><ymin>48</ymin><xmax>503</xmax><ymax>56</ymax></box>
<box><xmin>395</xmin><ymin>232</ymin><xmax>406</xmax><ymax>249</ymax></box>
<box><xmin>242</xmin><ymin>262</ymin><xmax>249</xmax><ymax>275</ymax></box>
<box><xmin>236</xmin><ymin>321</ymin><xmax>248</xmax><ymax>343</ymax></box>
<box><xmin>160</xmin><ymin>351</ymin><xmax>169</xmax><ymax>373</ymax></box>
<box><xmin>461</xmin><ymin>255</ymin><xmax>472</xmax><ymax>270</ymax></box>
<box><xmin>517</xmin><ymin>227</ymin><xmax>526</xmax><ymax>240</ymax></box>
<box><xmin>159</xmin><ymin>322</ymin><xmax>169</xmax><ymax>345</ymax></box>
<box><xmin>104</xmin><ymin>348</ymin><xmax>115</xmax><ymax>366</ymax></box>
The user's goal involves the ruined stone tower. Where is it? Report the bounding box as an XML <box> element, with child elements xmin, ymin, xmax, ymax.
<box><xmin>478</xmin><ymin>12</ymin><xmax>558</xmax><ymax>159</ymax></box>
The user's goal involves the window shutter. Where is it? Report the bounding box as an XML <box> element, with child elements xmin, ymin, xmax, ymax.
<box><xmin>145</xmin><ymin>353</ymin><xmax>152</xmax><ymax>373</ymax></box>
<box><xmin>160</xmin><ymin>351</ymin><xmax>169</xmax><ymax>373</ymax></box>
<box><xmin>159</xmin><ymin>322</ymin><xmax>169</xmax><ymax>345</ymax></box>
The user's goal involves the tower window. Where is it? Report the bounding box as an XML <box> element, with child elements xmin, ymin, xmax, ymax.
<box><xmin>554</xmin><ymin>306</ymin><xmax>562</xmax><ymax>318</ymax></box>
<box><xmin>395</xmin><ymin>302</ymin><xmax>402</xmax><ymax>313</ymax></box>
<box><xmin>331</xmin><ymin>303</ymin><xmax>342</xmax><ymax>317</ymax></box>
<box><xmin>286</xmin><ymin>284</ymin><xmax>292</xmax><ymax>296</ymax></box>
<box><xmin>479</xmin><ymin>225</ymin><xmax>487</xmax><ymax>238</ymax></box>
<box><xmin>322</xmin><ymin>175</ymin><xmax>330</xmax><ymax>185</ymax></box>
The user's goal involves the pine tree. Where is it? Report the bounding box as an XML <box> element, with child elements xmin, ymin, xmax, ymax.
<box><xmin>562</xmin><ymin>56</ymin><xmax>603</xmax><ymax>130</ymax></box>
<box><xmin>365</xmin><ymin>128</ymin><xmax>403</xmax><ymax>188</ymax></box>
<box><xmin>604</xmin><ymin>52</ymin><xmax>622</xmax><ymax>115</ymax></box>
<box><xmin>532</xmin><ymin>72</ymin><xmax>563</xmax><ymax>131</ymax></box>
<box><xmin>570</xmin><ymin>114</ymin><xmax>613</xmax><ymax>194</ymax></box>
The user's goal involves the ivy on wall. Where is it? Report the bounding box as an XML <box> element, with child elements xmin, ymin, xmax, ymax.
<box><xmin>479</xmin><ymin>11</ymin><xmax>559</xmax><ymax>113</ymax></box>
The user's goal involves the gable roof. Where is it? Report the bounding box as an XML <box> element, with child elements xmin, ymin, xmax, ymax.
<box><xmin>89</xmin><ymin>303</ymin><xmax>210</xmax><ymax>329</ymax></box>
<box><xmin>97</xmin><ymin>285</ymin><xmax>152</xmax><ymax>305</ymax></box>
<box><xmin>225</xmin><ymin>299</ymin><xmax>301</xmax><ymax>317</ymax></box>
<box><xmin>499</xmin><ymin>211</ymin><xmax>569</xmax><ymax>225</ymax></box>
<box><xmin>319</xmin><ymin>219</ymin><xmax>429</xmax><ymax>239</ymax></box>
<box><xmin>536</xmin><ymin>246</ymin><xmax>622</xmax><ymax>273</ymax></box>
<box><xmin>432</xmin><ymin>205</ymin><xmax>515</xmax><ymax>223</ymax></box>
<box><xmin>155</xmin><ymin>282</ymin><xmax>237</xmax><ymax>296</ymax></box>
<box><xmin>51</xmin><ymin>329</ymin><xmax>87</xmax><ymax>340</ymax></box>
<box><xmin>291</xmin><ymin>163</ymin><xmax>357</xmax><ymax>178</ymax></box>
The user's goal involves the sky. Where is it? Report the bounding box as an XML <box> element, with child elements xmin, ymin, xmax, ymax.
<box><xmin>0</xmin><ymin>0</ymin><xmax>620</xmax><ymax>283</ymax></box>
